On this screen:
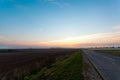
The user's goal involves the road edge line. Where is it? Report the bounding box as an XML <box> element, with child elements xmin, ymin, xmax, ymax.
<box><xmin>82</xmin><ymin>51</ymin><xmax>105</xmax><ymax>80</ymax></box>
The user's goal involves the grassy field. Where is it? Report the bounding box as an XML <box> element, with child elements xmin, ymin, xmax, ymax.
<box><xmin>94</xmin><ymin>50</ymin><xmax>120</xmax><ymax>57</ymax></box>
<box><xmin>25</xmin><ymin>51</ymin><xmax>84</xmax><ymax>80</ymax></box>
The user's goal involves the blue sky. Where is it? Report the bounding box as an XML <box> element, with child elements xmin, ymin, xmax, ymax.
<box><xmin>0</xmin><ymin>0</ymin><xmax>120</xmax><ymax>48</ymax></box>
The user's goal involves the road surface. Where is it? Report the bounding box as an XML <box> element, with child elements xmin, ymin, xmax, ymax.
<box><xmin>83</xmin><ymin>50</ymin><xmax>120</xmax><ymax>80</ymax></box>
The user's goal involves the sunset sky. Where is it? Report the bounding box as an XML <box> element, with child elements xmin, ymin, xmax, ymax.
<box><xmin>0</xmin><ymin>0</ymin><xmax>120</xmax><ymax>48</ymax></box>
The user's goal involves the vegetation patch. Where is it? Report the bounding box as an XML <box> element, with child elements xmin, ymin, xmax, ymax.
<box><xmin>94</xmin><ymin>50</ymin><xmax>120</xmax><ymax>57</ymax></box>
<box><xmin>26</xmin><ymin>51</ymin><xmax>84</xmax><ymax>80</ymax></box>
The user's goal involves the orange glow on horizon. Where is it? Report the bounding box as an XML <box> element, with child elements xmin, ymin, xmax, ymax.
<box><xmin>1</xmin><ymin>32</ymin><xmax>120</xmax><ymax>48</ymax></box>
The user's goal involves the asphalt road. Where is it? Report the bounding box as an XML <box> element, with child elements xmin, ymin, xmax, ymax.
<box><xmin>83</xmin><ymin>50</ymin><xmax>120</xmax><ymax>80</ymax></box>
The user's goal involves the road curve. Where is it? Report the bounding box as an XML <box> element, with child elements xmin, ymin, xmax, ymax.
<box><xmin>83</xmin><ymin>50</ymin><xmax>120</xmax><ymax>80</ymax></box>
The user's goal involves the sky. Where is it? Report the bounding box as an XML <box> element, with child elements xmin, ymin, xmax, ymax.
<box><xmin>0</xmin><ymin>0</ymin><xmax>120</xmax><ymax>48</ymax></box>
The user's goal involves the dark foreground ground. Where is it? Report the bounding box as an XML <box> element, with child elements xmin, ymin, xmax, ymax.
<box><xmin>0</xmin><ymin>49</ymin><xmax>78</xmax><ymax>80</ymax></box>
<box><xmin>1</xmin><ymin>48</ymin><xmax>110</xmax><ymax>80</ymax></box>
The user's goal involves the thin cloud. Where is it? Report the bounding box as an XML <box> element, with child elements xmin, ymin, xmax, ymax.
<box><xmin>14</xmin><ymin>4</ymin><xmax>29</xmax><ymax>10</ymax></box>
<box><xmin>8</xmin><ymin>0</ymin><xmax>16</xmax><ymax>2</ymax></box>
<box><xmin>0</xmin><ymin>35</ymin><xmax>46</xmax><ymax>48</ymax></box>
<box><xmin>0</xmin><ymin>31</ymin><xmax>120</xmax><ymax>48</ymax></box>
<box><xmin>6</xmin><ymin>0</ymin><xmax>29</xmax><ymax>10</ymax></box>
<box><xmin>44</xmin><ymin>0</ymin><xmax>71</xmax><ymax>8</ymax></box>
<box><xmin>40</xmin><ymin>31</ymin><xmax>120</xmax><ymax>48</ymax></box>
<box><xmin>114</xmin><ymin>25</ymin><xmax>120</xmax><ymax>30</ymax></box>
<box><xmin>0</xmin><ymin>36</ymin><xmax>9</xmax><ymax>42</ymax></box>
